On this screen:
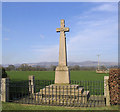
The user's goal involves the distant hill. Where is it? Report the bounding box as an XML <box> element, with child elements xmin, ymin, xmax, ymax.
<box><xmin>2</xmin><ymin>61</ymin><xmax>117</xmax><ymax>68</ymax></box>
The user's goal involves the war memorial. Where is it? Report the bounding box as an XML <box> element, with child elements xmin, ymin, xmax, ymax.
<box><xmin>1</xmin><ymin>20</ymin><xmax>119</xmax><ymax>108</ymax></box>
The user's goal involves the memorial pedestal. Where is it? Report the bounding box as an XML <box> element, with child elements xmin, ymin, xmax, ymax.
<box><xmin>55</xmin><ymin>66</ymin><xmax>70</xmax><ymax>84</ymax></box>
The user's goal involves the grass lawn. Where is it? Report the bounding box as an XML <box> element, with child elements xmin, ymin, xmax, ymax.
<box><xmin>2</xmin><ymin>102</ymin><xmax>119</xmax><ymax>111</ymax></box>
<box><xmin>7</xmin><ymin>71</ymin><xmax>109</xmax><ymax>81</ymax></box>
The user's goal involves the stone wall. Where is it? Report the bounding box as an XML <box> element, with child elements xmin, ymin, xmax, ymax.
<box><xmin>109</xmin><ymin>68</ymin><xmax>120</xmax><ymax>105</ymax></box>
<box><xmin>96</xmin><ymin>70</ymin><xmax>109</xmax><ymax>74</ymax></box>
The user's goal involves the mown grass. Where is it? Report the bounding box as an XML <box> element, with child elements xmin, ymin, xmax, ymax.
<box><xmin>2</xmin><ymin>102</ymin><xmax>119</xmax><ymax>110</ymax></box>
<box><xmin>7</xmin><ymin>71</ymin><xmax>109</xmax><ymax>81</ymax></box>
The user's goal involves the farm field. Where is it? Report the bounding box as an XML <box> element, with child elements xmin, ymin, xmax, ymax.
<box><xmin>7</xmin><ymin>71</ymin><xmax>109</xmax><ymax>81</ymax></box>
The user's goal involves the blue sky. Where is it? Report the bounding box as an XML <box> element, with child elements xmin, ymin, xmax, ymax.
<box><xmin>2</xmin><ymin>2</ymin><xmax>118</xmax><ymax>64</ymax></box>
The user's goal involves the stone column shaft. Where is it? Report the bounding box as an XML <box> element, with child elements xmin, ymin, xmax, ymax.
<box><xmin>59</xmin><ymin>32</ymin><xmax>67</xmax><ymax>66</ymax></box>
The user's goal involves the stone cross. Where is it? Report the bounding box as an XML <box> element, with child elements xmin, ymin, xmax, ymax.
<box><xmin>55</xmin><ymin>19</ymin><xmax>70</xmax><ymax>84</ymax></box>
<box><xmin>56</xmin><ymin>19</ymin><xmax>69</xmax><ymax>66</ymax></box>
<box><xmin>56</xmin><ymin>19</ymin><xmax>69</xmax><ymax>34</ymax></box>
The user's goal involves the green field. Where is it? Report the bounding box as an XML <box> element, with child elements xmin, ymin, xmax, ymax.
<box><xmin>7</xmin><ymin>71</ymin><xmax>109</xmax><ymax>81</ymax></box>
<box><xmin>2</xmin><ymin>102</ymin><xmax>119</xmax><ymax>111</ymax></box>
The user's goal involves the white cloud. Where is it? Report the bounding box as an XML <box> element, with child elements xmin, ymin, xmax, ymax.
<box><xmin>31</xmin><ymin>11</ymin><xmax>118</xmax><ymax>62</ymax></box>
<box><xmin>91</xmin><ymin>4</ymin><xmax>117</xmax><ymax>12</ymax></box>
<box><xmin>32</xmin><ymin>45</ymin><xmax>59</xmax><ymax>62</ymax></box>
<box><xmin>67</xmin><ymin>4</ymin><xmax>118</xmax><ymax>62</ymax></box>
<box><xmin>40</xmin><ymin>34</ymin><xmax>44</xmax><ymax>39</ymax></box>
<box><xmin>3</xmin><ymin>38</ymin><xmax>10</xmax><ymax>41</ymax></box>
<box><xmin>32</xmin><ymin>15</ymin><xmax>118</xmax><ymax>62</ymax></box>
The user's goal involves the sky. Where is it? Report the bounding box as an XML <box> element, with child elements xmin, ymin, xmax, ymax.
<box><xmin>1</xmin><ymin>0</ymin><xmax>119</xmax><ymax>2</ymax></box>
<box><xmin>2</xmin><ymin>2</ymin><xmax>118</xmax><ymax>64</ymax></box>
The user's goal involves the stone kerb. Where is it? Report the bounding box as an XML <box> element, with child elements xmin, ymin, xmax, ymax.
<box><xmin>1</xmin><ymin>78</ymin><xmax>9</xmax><ymax>102</ymax></box>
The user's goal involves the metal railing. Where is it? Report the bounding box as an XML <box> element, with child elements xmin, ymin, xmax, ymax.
<box><xmin>9</xmin><ymin>80</ymin><xmax>105</xmax><ymax>107</ymax></box>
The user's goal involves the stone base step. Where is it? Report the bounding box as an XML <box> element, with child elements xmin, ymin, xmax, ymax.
<box><xmin>32</xmin><ymin>84</ymin><xmax>90</xmax><ymax>104</ymax></box>
<box><xmin>40</xmin><ymin>87</ymin><xmax>84</xmax><ymax>95</ymax></box>
<box><xmin>37</xmin><ymin>90</ymin><xmax>89</xmax><ymax>97</ymax></box>
<box><xmin>32</xmin><ymin>95</ymin><xmax>89</xmax><ymax>104</ymax></box>
<box><xmin>45</xmin><ymin>84</ymin><xmax>81</xmax><ymax>89</ymax></box>
<box><xmin>39</xmin><ymin>84</ymin><xmax>85</xmax><ymax>95</ymax></box>
<box><xmin>33</xmin><ymin>90</ymin><xmax>90</xmax><ymax>104</ymax></box>
<box><xmin>13</xmin><ymin>95</ymin><xmax>105</xmax><ymax>107</ymax></box>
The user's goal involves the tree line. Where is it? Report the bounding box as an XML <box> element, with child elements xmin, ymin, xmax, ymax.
<box><xmin>4</xmin><ymin>64</ymin><xmax>56</xmax><ymax>71</ymax></box>
<box><xmin>1</xmin><ymin>63</ymin><xmax>112</xmax><ymax>72</ymax></box>
<box><xmin>2</xmin><ymin>64</ymin><xmax>100</xmax><ymax>71</ymax></box>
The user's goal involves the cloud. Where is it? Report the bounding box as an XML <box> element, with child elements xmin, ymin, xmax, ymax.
<box><xmin>32</xmin><ymin>16</ymin><xmax>117</xmax><ymax>62</ymax></box>
<box><xmin>31</xmin><ymin>4</ymin><xmax>118</xmax><ymax>62</ymax></box>
<box><xmin>40</xmin><ymin>34</ymin><xmax>44</xmax><ymax>39</ymax></box>
<box><xmin>4</xmin><ymin>2</ymin><xmax>117</xmax><ymax>64</ymax></box>
<box><xmin>67</xmin><ymin>3</ymin><xmax>118</xmax><ymax>62</ymax></box>
<box><xmin>3</xmin><ymin>38</ymin><xmax>10</xmax><ymax>41</ymax></box>
<box><xmin>32</xmin><ymin>45</ymin><xmax>59</xmax><ymax>62</ymax></box>
<box><xmin>91</xmin><ymin>4</ymin><xmax>117</xmax><ymax>12</ymax></box>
